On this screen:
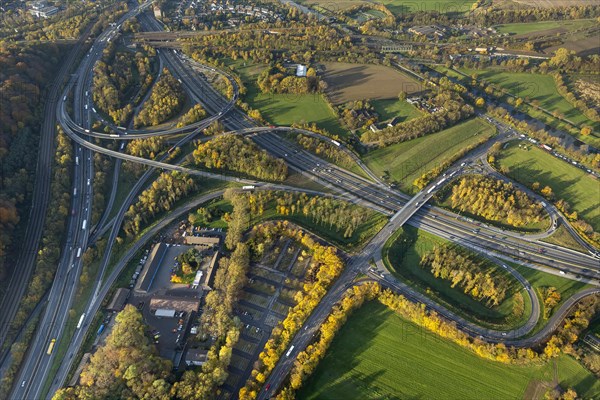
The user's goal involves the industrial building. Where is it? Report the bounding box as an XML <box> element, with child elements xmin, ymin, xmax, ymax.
<box><xmin>149</xmin><ymin>296</ymin><xmax>201</xmax><ymax>314</ymax></box>
<box><xmin>29</xmin><ymin>1</ymin><xmax>58</xmax><ymax>18</ymax></box>
<box><xmin>135</xmin><ymin>243</ymin><xmax>168</xmax><ymax>293</ymax></box>
<box><xmin>184</xmin><ymin>235</ymin><xmax>220</xmax><ymax>248</ymax></box>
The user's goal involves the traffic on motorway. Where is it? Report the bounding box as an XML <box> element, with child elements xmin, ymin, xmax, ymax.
<box><xmin>5</xmin><ymin>2</ymin><xmax>599</xmax><ymax>399</ymax></box>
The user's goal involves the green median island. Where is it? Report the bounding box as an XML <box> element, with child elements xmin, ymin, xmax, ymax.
<box><xmin>299</xmin><ymin>302</ymin><xmax>600</xmax><ymax>400</ymax></box>
<box><xmin>382</xmin><ymin>226</ymin><xmax>530</xmax><ymax>331</ymax></box>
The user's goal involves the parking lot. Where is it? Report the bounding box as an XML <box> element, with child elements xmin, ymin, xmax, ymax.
<box><xmin>220</xmin><ymin>238</ymin><xmax>311</xmax><ymax>398</ymax></box>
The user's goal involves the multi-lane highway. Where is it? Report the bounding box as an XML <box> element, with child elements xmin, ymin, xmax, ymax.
<box><xmin>6</xmin><ymin>5</ymin><xmax>599</xmax><ymax>400</ymax></box>
<box><xmin>0</xmin><ymin>24</ymin><xmax>94</xmax><ymax>362</ymax></box>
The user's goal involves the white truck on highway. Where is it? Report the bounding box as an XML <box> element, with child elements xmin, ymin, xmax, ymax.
<box><xmin>82</xmin><ymin>219</ymin><xmax>87</xmax><ymax>230</ymax></box>
<box><xmin>76</xmin><ymin>247</ymin><xmax>82</xmax><ymax>258</ymax></box>
<box><xmin>242</xmin><ymin>185</ymin><xmax>255</xmax><ymax>190</ymax></box>
<box><xmin>331</xmin><ymin>139</ymin><xmax>341</xmax><ymax>147</ymax></box>
<box><xmin>77</xmin><ymin>313</ymin><xmax>86</xmax><ymax>329</ymax></box>
<box><xmin>285</xmin><ymin>345</ymin><xmax>295</xmax><ymax>357</ymax></box>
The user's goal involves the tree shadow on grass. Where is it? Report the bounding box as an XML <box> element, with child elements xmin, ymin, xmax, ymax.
<box><xmin>299</xmin><ymin>303</ymin><xmax>397</xmax><ymax>399</ymax></box>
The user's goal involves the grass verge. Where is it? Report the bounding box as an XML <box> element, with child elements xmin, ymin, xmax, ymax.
<box><xmin>496</xmin><ymin>141</ymin><xmax>599</xmax><ymax>231</ymax></box>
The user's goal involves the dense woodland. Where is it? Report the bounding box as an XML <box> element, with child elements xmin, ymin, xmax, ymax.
<box><xmin>240</xmin><ymin>222</ymin><xmax>344</xmax><ymax>399</ymax></box>
<box><xmin>272</xmin><ymin>192</ymin><xmax>372</xmax><ymax>238</ymax></box>
<box><xmin>92</xmin><ymin>42</ymin><xmax>156</xmax><ymax>125</ymax></box>
<box><xmin>181</xmin><ymin>22</ymin><xmax>379</xmax><ymax>67</ymax></box>
<box><xmin>0</xmin><ymin>42</ymin><xmax>66</xmax><ymax>282</ymax></box>
<box><xmin>52</xmin><ymin>305</ymin><xmax>172</xmax><ymax>400</ymax></box>
<box><xmin>123</xmin><ymin>171</ymin><xmax>197</xmax><ymax>236</ymax></box>
<box><xmin>0</xmin><ymin>129</ymin><xmax>72</xmax><ymax>395</ymax></box>
<box><xmin>192</xmin><ymin>135</ymin><xmax>288</xmax><ymax>181</ymax></box>
<box><xmin>420</xmin><ymin>244</ymin><xmax>511</xmax><ymax>307</ymax></box>
<box><xmin>134</xmin><ymin>70</ymin><xmax>186</xmax><ymax>128</ymax></box>
<box><xmin>443</xmin><ymin>175</ymin><xmax>546</xmax><ymax>229</ymax></box>
<box><xmin>361</xmin><ymin>92</ymin><xmax>473</xmax><ymax>146</ymax></box>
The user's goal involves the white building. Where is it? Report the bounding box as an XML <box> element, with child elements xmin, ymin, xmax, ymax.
<box><xmin>296</xmin><ymin>64</ymin><xmax>307</xmax><ymax>77</ymax></box>
<box><xmin>29</xmin><ymin>1</ymin><xmax>58</xmax><ymax>18</ymax></box>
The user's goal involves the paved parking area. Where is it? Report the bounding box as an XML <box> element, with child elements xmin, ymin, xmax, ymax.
<box><xmin>222</xmin><ymin>238</ymin><xmax>311</xmax><ymax>398</ymax></box>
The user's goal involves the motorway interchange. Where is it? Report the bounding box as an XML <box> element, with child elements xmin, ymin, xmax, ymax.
<box><xmin>6</xmin><ymin>2</ymin><xmax>600</xmax><ymax>399</ymax></box>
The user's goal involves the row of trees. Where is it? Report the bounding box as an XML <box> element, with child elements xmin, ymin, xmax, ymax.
<box><xmin>361</xmin><ymin>92</ymin><xmax>473</xmax><ymax>146</ymax></box>
<box><xmin>421</xmin><ymin>244</ymin><xmax>511</xmax><ymax>307</ymax></box>
<box><xmin>134</xmin><ymin>70</ymin><xmax>186</xmax><ymax>128</ymax></box>
<box><xmin>293</xmin><ymin>133</ymin><xmax>355</xmax><ymax>170</ymax></box>
<box><xmin>173</xmin><ymin>244</ymin><xmax>249</xmax><ymax>399</ymax></box>
<box><xmin>554</xmin><ymin>73</ymin><xmax>599</xmax><ymax>123</ymax></box>
<box><xmin>240</xmin><ymin>222</ymin><xmax>344</xmax><ymax>399</ymax></box>
<box><xmin>489</xmin><ymin>144</ymin><xmax>599</xmax><ymax>247</ymax></box>
<box><xmin>444</xmin><ymin>175</ymin><xmax>546</xmax><ymax>228</ymax></box>
<box><xmin>123</xmin><ymin>171</ymin><xmax>197</xmax><ymax>236</ymax></box>
<box><xmin>90</xmin><ymin>152</ymin><xmax>111</xmax><ymax>225</ymax></box>
<box><xmin>277</xmin><ymin>283</ymin><xmax>381</xmax><ymax>399</ymax></box>
<box><xmin>52</xmin><ymin>305</ymin><xmax>173</xmax><ymax>400</ymax></box>
<box><xmin>272</xmin><ymin>191</ymin><xmax>373</xmax><ymax>239</ymax></box>
<box><xmin>275</xmin><ymin>288</ymin><xmax>600</xmax><ymax>398</ymax></box>
<box><xmin>412</xmin><ymin>137</ymin><xmax>488</xmax><ymax>190</ymax></box>
<box><xmin>192</xmin><ymin>134</ymin><xmax>288</xmax><ymax>181</ymax></box>
<box><xmin>201</xmin><ymin>244</ymin><xmax>249</xmax><ymax>338</ymax></box>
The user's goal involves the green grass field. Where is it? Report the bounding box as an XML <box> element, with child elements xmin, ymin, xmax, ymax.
<box><xmin>371</xmin><ymin>98</ymin><xmax>422</xmax><ymax>123</ymax></box>
<box><xmin>300</xmin><ymin>301</ymin><xmax>600</xmax><ymax>400</ymax></box>
<box><xmin>228</xmin><ymin>59</ymin><xmax>348</xmax><ymax>137</ymax></box>
<box><xmin>301</xmin><ymin>0</ymin><xmax>475</xmax><ymax>14</ymax></box>
<box><xmin>458</xmin><ymin>67</ymin><xmax>600</xmax><ymax>144</ymax></box>
<box><xmin>364</xmin><ymin>118</ymin><xmax>495</xmax><ymax>193</ymax></box>
<box><xmin>383</xmin><ymin>226</ymin><xmax>529</xmax><ymax>330</ymax></box>
<box><xmin>496</xmin><ymin>142</ymin><xmax>599</xmax><ymax>231</ymax></box>
<box><xmin>494</xmin><ymin>19</ymin><xmax>596</xmax><ymax>36</ymax></box>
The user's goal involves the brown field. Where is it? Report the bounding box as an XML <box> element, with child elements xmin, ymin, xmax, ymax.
<box><xmin>321</xmin><ymin>62</ymin><xmax>422</xmax><ymax>104</ymax></box>
<box><xmin>545</xmin><ymin>35</ymin><xmax>600</xmax><ymax>56</ymax></box>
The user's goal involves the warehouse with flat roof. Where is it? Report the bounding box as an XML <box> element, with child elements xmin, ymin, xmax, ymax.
<box><xmin>149</xmin><ymin>296</ymin><xmax>201</xmax><ymax>314</ymax></box>
<box><xmin>135</xmin><ymin>243</ymin><xmax>168</xmax><ymax>293</ymax></box>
